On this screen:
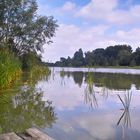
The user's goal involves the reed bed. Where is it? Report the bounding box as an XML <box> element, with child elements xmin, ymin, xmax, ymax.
<box><xmin>0</xmin><ymin>49</ymin><xmax>22</xmax><ymax>89</ymax></box>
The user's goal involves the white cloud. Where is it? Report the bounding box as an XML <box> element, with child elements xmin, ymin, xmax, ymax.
<box><xmin>42</xmin><ymin>23</ymin><xmax>140</xmax><ymax>62</ymax></box>
<box><xmin>61</xmin><ymin>1</ymin><xmax>76</xmax><ymax>12</ymax></box>
<box><xmin>76</xmin><ymin>0</ymin><xmax>140</xmax><ymax>25</ymax></box>
<box><xmin>37</xmin><ymin>0</ymin><xmax>140</xmax><ymax>62</ymax></box>
<box><xmin>42</xmin><ymin>24</ymin><xmax>110</xmax><ymax>62</ymax></box>
<box><xmin>114</xmin><ymin>29</ymin><xmax>140</xmax><ymax>47</ymax></box>
<box><xmin>77</xmin><ymin>0</ymin><xmax>117</xmax><ymax>19</ymax></box>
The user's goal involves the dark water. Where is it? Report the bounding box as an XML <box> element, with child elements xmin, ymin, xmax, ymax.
<box><xmin>0</xmin><ymin>68</ymin><xmax>140</xmax><ymax>140</ymax></box>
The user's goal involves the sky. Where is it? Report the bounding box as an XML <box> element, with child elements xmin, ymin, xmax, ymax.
<box><xmin>37</xmin><ymin>0</ymin><xmax>140</xmax><ymax>62</ymax></box>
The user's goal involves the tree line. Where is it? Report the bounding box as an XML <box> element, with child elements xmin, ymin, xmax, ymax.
<box><xmin>50</xmin><ymin>45</ymin><xmax>140</xmax><ymax>67</ymax></box>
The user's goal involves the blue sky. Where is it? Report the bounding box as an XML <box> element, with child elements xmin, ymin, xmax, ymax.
<box><xmin>37</xmin><ymin>0</ymin><xmax>140</xmax><ymax>62</ymax></box>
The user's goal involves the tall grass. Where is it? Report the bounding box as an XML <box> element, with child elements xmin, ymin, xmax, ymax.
<box><xmin>28</xmin><ymin>65</ymin><xmax>50</xmax><ymax>82</ymax></box>
<box><xmin>0</xmin><ymin>49</ymin><xmax>22</xmax><ymax>89</ymax></box>
<box><xmin>85</xmin><ymin>72</ymin><xmax>98</xmax><ymax>108</ymax></box>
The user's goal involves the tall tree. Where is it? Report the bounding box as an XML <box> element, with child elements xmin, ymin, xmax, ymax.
<box><xmin>85</xmin><ymin>51</ymin><xmax>94</xmax><ymax>66</ymax></box>
<box><xmin>131</xmin><ymin>47</ymin><xmax>140</xmax><ymax>66</ymax></box>
<box><xmin>0</xmin><ymin>0</ymin><xmax>58</xmax><ymax>56</ymax></box>
<box><xmin>72</xmin><ymin>48</ymin><xmax>84</xmax><ymax>66</ymax></box>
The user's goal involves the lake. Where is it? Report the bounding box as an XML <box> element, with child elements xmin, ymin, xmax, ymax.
<box><xmin>0</xmin><ymin>67</ymin><xmax>140</xmax><ymax>140</ymax></box>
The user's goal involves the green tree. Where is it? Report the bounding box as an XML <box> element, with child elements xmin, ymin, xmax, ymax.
<box><xmin>72</xmin><ymin>48</ymin><xmax>84</xmax><ymax>67</ymax></box>
<box><xmin>105</xmin><ymin>45</ymin><xmax>132</xmax><ymax>66</ymax></box>
<box><xmin>0</xmin><ymin>0</ymin><xmax>58</xmax><ymax>56</ymax></box>
<box><xmin>60</xmin><ymin>57</ymin><xmax>68</xmax><ymax>66</ymax></box>
<box><xmin>132</xmin><ymin>47</ymin><xmax>140</xmax><ymax>66</ymax></box>
<box><xmin>92</xmin><ymin>48</ymin><xmax>107</xmax><ymax>66</ymax></box>
<box><xmin>118</xmin><ymin>50</ymin><xmax>131</xmax><ymax>66</ymax></box>
<box><xmin>85</xmin><ymin>51</ymin><xmax>94</xmax><ymax>66</ymax></box>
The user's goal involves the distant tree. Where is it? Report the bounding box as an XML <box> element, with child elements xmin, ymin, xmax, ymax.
<box><xmin>72</xmin><ymin>48</ymin><xmax>84</xmax><ymax>67</ymax></box>
<box><xmin>60</xmin><ymin>57</ymin><xmax>68</xmax><ymax>66</ymax></box>
<box><xmin>53</xmin><ymin>45</ymin><xmax>140</xmax><ymax>67</ymax></box>
<box><xmin>131</xmin><ymin>47</ymin><xmax>140</xmax><ymax>66</ymax></box>
<box><xmin>85</xmin><ymin>51</ymin><xmax>94</xmax><ymax>66</ymax></box>
<box><xmin>105</xmin><ymin>45</ymin><xmax>132</xmax><ymax>66</ymax></box>
<box><xmin>92</xmin><ymin>48</ymin><xmax>107</xmax><ymax>66</ymax></box>
<box><xmin>55</xmin><ymin>61</ymin><xmax>63</xmax><ymax>67</ymax></box>
<box><xmin>118</xmin><ymin>50</ymin><xmax>131</xmax><ymax>66</ymax></box>
<box><xmin>67</xmin><ymin>56</ymin><xmax>72</xmax><ymax>66</ymax></box>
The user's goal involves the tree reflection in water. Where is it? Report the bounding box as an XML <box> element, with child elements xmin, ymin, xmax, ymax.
<box><xmin>59</xmin><ymin>71</ymin><xmax>111</xmax><ymax>108</ymax></box>
<box><xmin>0</xmin><ymin>87</ymin><xmax>57</xmax><ymax>133</ymax></box>
<box><xmin>84</xmin><ymin>72</ymin><xmax>98</xmax><ymax>108</ymax></box>
<box><xmin>58</xmin><ymin>70</ymin><xmax>140</xmax><ymax>110</ymax></box>
<box><xmin>60</xmin><ymin>68</ymin><xmax>66</xmax><ymax>86</ymax></box>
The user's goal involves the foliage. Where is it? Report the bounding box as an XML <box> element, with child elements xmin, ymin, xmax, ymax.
<box><xmin>0</xmin><ymin>87</ymin><xmax>57</xmax><ymax>133</ymax></box>
<box><xmin>52</xmin><ymin>45</ymin><xmax>140</xmax><ymax>67</ymax></box>
<box><xmin>72</xmin><ymin>49</ymin><xmax>84</xmax><ymax>67</ymax></box>
<box><xmin>29</xmin><ymin>65</ymin><xmax>50</xmax><ymax>82</ymax></box>
<box><xmin>60</xmin><ymin>71</ymin><xmax>140</xmax><ymax>90</ymax></box>
<box><xmin>0</xmin><ymin>0</ymin><xmax>58</xmax><ymax>56</ymax></box>
<box><xmin>0</xmin><ymin>48</ymin><xmax>22</xmax><ymax>89</ymax></box>
<box><xmin>0</xmin><ymin>0</ymin><xmax>57</xmax><ymax>88</ymax></box>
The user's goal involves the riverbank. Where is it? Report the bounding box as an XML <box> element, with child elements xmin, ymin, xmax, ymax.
<box><xmin>0</xmin><ymin>48</ymin><xmax>50</xmax><ymax>89</ymax></box>
<box><xmin>0</xmin><ymin>49</ymin><xmax>22</xmax><ymax>89</ymax></box>
<box><xmin>87</xmin><ymin>66</ymin><xmax>140</xmax><ymax>69</ymax></box>
<box><xmin>52</xmin><ymin>66</ymin><xmax>140</xmax><ymax>69</ymax></box>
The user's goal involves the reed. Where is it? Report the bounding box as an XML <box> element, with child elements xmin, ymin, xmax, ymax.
<box><xmin>85</xmin><ymin>72</ymin><xmax>98</xmax><ymax>108</ymax></box>
<box><xmin>117</xmin><ymin>91</ymin><xmax>132</xmax><ymax>127</ymax></box>
<box><xmin>28</xmin><ymin>65</ymin><xmax>50</xmax><ymax>83</ymax></box>
<box><xmin>117</xmin><ymin>91</ymin><xmax>132</xmax><ymax>110</ymax></box>
<box><xmin>0</xmin><ymin>49</ymin><xmax>22</xmax><ymax>89</ymax></box>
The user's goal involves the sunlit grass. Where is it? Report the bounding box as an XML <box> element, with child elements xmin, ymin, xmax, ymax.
<box><xmin>0</xmin><ymin>49</ymin><xmax>22</xmax><ymax>89</ymax></box>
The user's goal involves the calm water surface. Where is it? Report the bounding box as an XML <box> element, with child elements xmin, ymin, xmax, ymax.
<box><xmin>0</xmin><ymin>67</ymin><xmax>140</xmax><ymax>140</ymax></box>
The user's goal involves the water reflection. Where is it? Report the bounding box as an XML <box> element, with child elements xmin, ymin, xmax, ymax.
<box><xmin>0</xmin><ymin>87</ymin><xmax>56</xmax><ymax>133</ymax></box>
<box><xmin>1</xmin><ymin>67</ymin><xmax>140</xmax><ymax>139</ymax></box>
<box><xmin>37</xmin><ymin>68</ymin><xmax>140</xmax><ymax>140</ymax></box>
<box><xmin>58</xmin><ymin>70</ymin><xmax>140</xmax><ymax>109</ymax></box>
<box><xmin>84</xmin><ymin>72</ymin><xmax>98</xmax><ymax>108</ymax></box>
<box><xmin>60</xmin><ymin>69</ymin><xmax>66</xmax><ymax>86</ymax></box>
<box><xmin>60</xmin><ymin>71</ymin><xmax>140</xmax><ymax>90</ymax></box>
<box><xmin>117</xmin><ymin>91</ymin><xmax>132</xmax><ymax>128</ymax></box>
<box><xmin>117</xmin><ymin>109</ymin><xmax>131</xmax><ymax>128</ymax></box>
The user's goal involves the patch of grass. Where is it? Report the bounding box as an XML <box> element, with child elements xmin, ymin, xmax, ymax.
<box><xmin>28</xmin><ymin>65</ymin><xmax>50</xmax><ymax>83</ymax></box>
<box><xmin>0</xmin><ymin>49</ymin><xmax>22</xmax><ymax>89</ymax></box>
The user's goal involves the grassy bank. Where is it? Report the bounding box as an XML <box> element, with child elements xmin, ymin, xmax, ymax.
<box><xmin>0</xmin><ymin>49</ymin><xmax>50</xmax><ymax>89</ymax></box>
<box><xmin>29</xmin><ymin>65</ymin><xmax>50</xmax><ymax>82</ymax></box>
<box><xmin>0</xmin><ymin>49</ymin><xmax>22</xmax><ymax>89</ymax></box>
